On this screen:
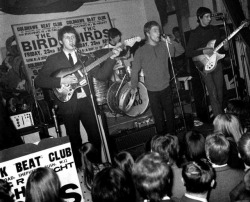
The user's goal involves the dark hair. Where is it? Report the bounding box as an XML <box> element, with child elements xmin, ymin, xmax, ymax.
<box><xmin>238</xmin><ymin>132</ymin><xmax>250</xmax><ymax>166</ymax></box>
<box><xmin>132</xmin><ymin>152</ymin><xmax>172</xmax><ymax>202</ymax></box>
<box><xmin>205</xmin><ymin>133</ymin><xmax>230</xmax><ymax>165</ymax></box>
<box><xmin>151</xmin><ymin>135</ymin><xmax>180</xmax><ymax>165</ymax></box>
<box><xmin>143</xmin><ymin>21</ymin><xmax>161</xmax><ymax>39</ymax></box>
<box><xmin>172</xmin><ymin>27</ymin><xmax>180</xmax><ymax>34</ymax></box>
<box><xmin>184</xmin><ymin>131</ymin><xmax>206</xmax><ymax>161</ymax></box>
<box><xmin>108</xmin><ymin>28</ymin><xmax>122</xmax><ymax>39</ymax></box>
<box><xmin>0</xmin><ymin>179</ymin><xmax>14</xmax><ymax>202</ymax></box>
<box><xmin>25</xmin><ymin>167</ymin><xmax>63</xmax><ymax>202</ymax></box>
<box><xmin>79</xmin><ymin>142</ymin><xmax>109</xmax><ymax>190</ymax></box>
<box><xmin>196</xmin><ymin>7</ymin><xmax>212</xmax><ymax>23</ymax></box>
<box><xmin>57</xmin><ymin>25</ymin><xmax>80</xmax><ymax>47</ymax></box>
<box><xmin>113</xmin><ymin>151</ymin><xmax>134</xmax><ymax>175</ymax></box>
<box><xmin>182</xmin><ymin>159</ymin><xmax>214</xmax><ymax>194</ymax></box>
<box><xmin>91</xmin><ymin>167</ymin><xmax>136</xmax><ymax>202</ymax></box>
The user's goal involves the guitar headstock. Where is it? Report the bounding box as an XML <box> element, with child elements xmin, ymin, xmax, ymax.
<box><xmin>241</xmin><ymin>19</ymin><xmax>250</xmax><ymax>27</ymax></box>
<box><xmin>124</xmin><ymin>36</ymin><xmax>142</xmax><ymax>47</ymax></box>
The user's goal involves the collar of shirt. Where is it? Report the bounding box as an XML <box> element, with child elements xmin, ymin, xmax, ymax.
<box><xmin>185</xmin><ymin>193</ymin><xmax>207</xmax><ymax>202</ymax></box>
<box><xmin>143</xmin><ymin>195</ymin><xmax>170</xmax><ymax>202</ymax></box>
<box><xmin>212</xmin><ymin>163</ymin><xmax>227</xmax><ymax>168</ymax></box>
<box><xmin>63</xmin><ymin>50</ymin><xmax>77</xmax><ymax>64</ymax></box>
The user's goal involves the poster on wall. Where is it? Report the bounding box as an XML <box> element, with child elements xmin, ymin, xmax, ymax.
<box><xmin>0</xmin><ymin>137</ymin><xmax>83</xmax><ymax>202</ymax></box>
<box><xmin>11</xmin><ymin>12</ymin><xmax>112</xmax><ymax>99</ymax></box>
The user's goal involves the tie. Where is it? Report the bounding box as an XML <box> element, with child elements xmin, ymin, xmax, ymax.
<box><xmin>68</xmin><ymin>53</ymin><xmax>74</xmax><ymax>66</ymax></box>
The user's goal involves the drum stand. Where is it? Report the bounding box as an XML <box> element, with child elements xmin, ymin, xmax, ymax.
<box><xmin>165</xmin><ymin>39</ymin><xmax>187</xmax><ymax>132</ymax></box>
<box><xmin>75</xmin><ymin>50</ymin><xmax>111</xmax><ymax>163</ymax></box>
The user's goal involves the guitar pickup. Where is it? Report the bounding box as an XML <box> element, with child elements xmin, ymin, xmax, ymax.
<box><xmin>79</xmin><ymin>78</ymin><xmax>87</xmax><ymax>86</ymax></box>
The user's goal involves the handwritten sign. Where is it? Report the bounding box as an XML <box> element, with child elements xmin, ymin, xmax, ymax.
<box><xmin>0</xmin><ymin>137</ymin><xmax>83</xmax><ymax>202</ymax></box>
<box><xmin>11</xmin><ymin>13</ymin><xmax>112</xmax><ymax>99</ymax></box>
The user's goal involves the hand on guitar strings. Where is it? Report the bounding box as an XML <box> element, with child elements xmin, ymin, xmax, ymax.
<box><xmin>202</xmin><ymin>48</ymin><xmax>214</xmax><ymax>57</ymax></box>
<box><xmin>129</xmin><ymin>81</ymin><xmax>138</xmax><ymax>96</ymax></box>
<box><xmin>60</xmin><ymin>74</ymin><xmax>78</xmax><ymax>85</ymax></box>
<box><xmin>110</xmin><ymin>47</ymin><xmax>122</xmax><ymax>59</ymax></box>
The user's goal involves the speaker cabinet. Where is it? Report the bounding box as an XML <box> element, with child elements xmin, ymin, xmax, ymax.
<box><xmin>110</xmin><ymin>125</ymin><xmax>157</xmax><ymax>159</ymax></box>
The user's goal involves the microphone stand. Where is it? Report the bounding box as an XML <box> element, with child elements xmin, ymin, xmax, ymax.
<box><xmin>164</xmin><ymin>37</ymin><xmax>187</xmax><ymax>133</ymax></box>
<box><xmin>75</xmin><ymin>49</ymin><xmax>111</xmax><ymax>163</ymax></box>
<box><xmin>220</xmin><ymin>15</ymin><xmax>239</xmax><ymax>98</ymax></box>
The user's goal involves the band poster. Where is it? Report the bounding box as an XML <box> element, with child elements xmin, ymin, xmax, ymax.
<box><xmin>0</xmin><ymin>137</ymin><xmax>83</xmax><ymax>202</ymax></box>
<box><xmin>11</xmin><ymin>12</ymin><xmax>112</xmax><ymax>99</ymax></box>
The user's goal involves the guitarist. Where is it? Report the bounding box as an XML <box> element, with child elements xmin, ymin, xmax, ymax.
<box><xmin>186</xmin><ymin>7</ymin><xmax>229</xmax><ymax>119</ymax></box>
<box><xmin>35</xmin><ymin>26</ymin><xmax>121</xmax><ymax>168</ymax></box>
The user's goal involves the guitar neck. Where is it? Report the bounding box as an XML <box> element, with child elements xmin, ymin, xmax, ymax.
<box><xmin>214</xmin><ymin>21</ymin><xmax>247</xmax><ymax>52</ymax></box>
<box><xmin>84</xmin><ymin>43</ymin><xmax>125</xmax><ymax>73</ymax></box>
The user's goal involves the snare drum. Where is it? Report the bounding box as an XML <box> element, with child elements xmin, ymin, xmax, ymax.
<box><xmin>107</xmin><ymin>81</ymin><xmax>149</xmax><ymax>117</ymax></box>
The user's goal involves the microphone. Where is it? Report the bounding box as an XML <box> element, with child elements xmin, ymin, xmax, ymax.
<box><xmin>211</xmin><ymin>12</ymin><xmax>224</xmax><ymax>17</ymax></box>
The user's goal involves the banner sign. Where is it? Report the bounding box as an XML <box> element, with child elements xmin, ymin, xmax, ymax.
<box><xmin>0</xmin><ymin>137</ymin><xmax>83</xmax><ymax>202</ymax></box>
<box><xmin>11</xmin><ymin>13</ymin><xmax>112</xmax><ymax>99</ymax></box>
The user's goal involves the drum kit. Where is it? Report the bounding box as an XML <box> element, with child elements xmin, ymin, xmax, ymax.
<box><xmin>93</xmin><ymin>65</ymin><xmax>149</xmax><ymax>117</ymax></box>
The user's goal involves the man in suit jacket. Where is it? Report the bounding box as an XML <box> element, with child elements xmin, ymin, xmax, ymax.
<box><xmin>35</xmin><ymin>25</ymin><xmax>120</xmax><ymax>168</ymax></box>
<box><xmin>205</xmin><ymin>133</ymin><xmax>244</xmax><ymax>202</ymax></box>
<box><xmin>177</xmin><ymin>159</ymin><xmax>215</xmax><ymax>202</ymax></box>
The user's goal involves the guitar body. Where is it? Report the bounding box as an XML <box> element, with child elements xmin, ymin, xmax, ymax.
<box><xmin>52</xmin><ymin>64</ymin><xmax>87</xmax><ymax>102</ymax></box>
<box><xmin>192</xmin><ymin>39</ymin><xmax>225</xmax><ymax>72</ymax></box>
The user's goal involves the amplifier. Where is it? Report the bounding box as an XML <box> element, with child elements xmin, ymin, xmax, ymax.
<box><xmin>110</xmin><ymin>125</ymin><xmax>157</xmax><ymax>159</ymax></box>
<box><xmin>10</xmin><ymin>112</ymin><xmax>34</xmax><ymax>129</ymax></box>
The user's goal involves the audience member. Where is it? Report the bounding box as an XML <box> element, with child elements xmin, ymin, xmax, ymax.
<box><xmin>0</xmin><ymin>179</ymin><xmax>14</xmax><ymax>202</ymax></box>
<box><xmin>238</xmin><ymin>132</ymin><xmax>250</xmax><ymax>170</ymax></box>
<box><xmin>78</xmin><ymin>142</ymin><xmax>110</xmax><ymax>201</ymax></box>
<box><xmin>213</xmin><ymin>114</ymin><xmax>245</xmax><ymax>169</ymax></box>
<box><xmin>225</xmin><ymin>99</ymin><xmax>250</xmax><ymax>132</ymax></box>
<box><xmin>177</xmin><ymin>159</ymin><xmax>215</xmax><ymax>202</ymax></box>
<box><xmin>182</xmin><ymin>130</ymin><xmax>206</xmax><ymax>164</ymax></box>
<box><xmin>151</xmin><ymin>135</ymin><xmax>185</xmax><ymax>198</ymax></box>
<box><xmin>132</xmin><ymin>152</ymin><xmax>174</xmax><ymax>202</ymax></box>
<box><xmin>113</xmin><ymin>151</ymin><xmax>134</xmax><ymax>176</ymax></box>
<box><xmin>25</xmin><ymin>167</ymin><xmax>63</xmax><ymax>202</ymax></box>
<box><xmin>205</xmin><ymin>133</ymin><xmax>244</xmax><ymax>202</ymax></box>
<box><xmin>91</xmin><ymin>167</ymin><xmax>136</xmax><ymax>202</ymax></box>
<box><xmin>230</xmin><ymin>169</ymin><xmax>250</xmax><ymax>202</ymax></box>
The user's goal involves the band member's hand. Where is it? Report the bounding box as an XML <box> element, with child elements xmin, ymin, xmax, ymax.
<box><xmin>161</xmin><ymin>35</ymin><xmax>172</xmax><ymax>44</ymax></box>
<box><xmin>61</xmin><ymin>75</ymin><xmax>78</xmax><ymax>85</ymax></box>
<box><xmin>203</xmin><ymin>48</ymin><xmax>214</xmax><ymax>56</ymax></box>
<box><xmin>130</xmin><ymin>87</ymin><xmax>137</xmax><ymax>96</ymax></box>
<box><xmin>110</xmin><ymin>47</ymin><xmax>122</xmax><ymax>59</ymax></box>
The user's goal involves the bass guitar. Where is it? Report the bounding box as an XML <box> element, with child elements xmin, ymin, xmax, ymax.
<box><xmin>52</xmin><ymin>36</ymin><xmax>141</xmax><ymax>102</ymax></box>
<box><xmin>193</xmin><ymin>19</ymin><xmax>249</xmax><ymax>72</ymax></box>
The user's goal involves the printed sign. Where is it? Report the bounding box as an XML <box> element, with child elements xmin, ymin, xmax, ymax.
<box><xmin>11</xmin><ymin>13</ymin><xmax>112</xmax><ymax>99</ymax></box>
<box><xmin>0</xmin><ymin>137</ymin><xmax>83</xmax><ymax>202</ymax></box>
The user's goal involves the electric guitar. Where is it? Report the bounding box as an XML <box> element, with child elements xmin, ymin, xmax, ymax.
<box><xmin>52</xmin><ymin>36</ymin><xmax>141</xmax><ymax>102</ymax></box>
<box><xmin>193</xmin><ymin>19</ymin><xmax>249</xmax><ymax>72</ymax></box>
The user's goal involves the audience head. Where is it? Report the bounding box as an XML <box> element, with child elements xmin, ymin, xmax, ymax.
<box><xmin>151</xmin><ymin>134</ymin><xmax>180</xmax><ymax>165</ymax></box>
<box><xmin>182</xmin><ymin>159</ymin><xmax>215</xmax><ymax>194</ymax></box>
<box><xmin>238</xmin><ymin>132</ymin><xmax>250</xmax><ymax>167</ymax></box>
<box><xmin>132</xmin><ymin>152</ymin><xmax>172</xmax><ymax>202</ymax></box>
<box><xmin>144</xmin><ymin>21</ymin><xmax>161</xmax><ymax>40</ymax></box>
<box><xmin>205</xmin><ymin>133</ymin><xmax>230</xmax><ymax>165</ymax></box>
<box><xmin>79</xmin><ymin>142</ymin><xmax>103</xmax><ymax>189</ymax></box>
<box><xmin>113</xmin><ymin>151</ymin><xmax>134</xmax><ymax>175</ymax></box>
<box><xmin>91</xmin><ymin>167</ymin><xmax>136</xmax><ymax>202</ymax></box>
<box><xmin>25</xmin><ymin>167</ymin><xmax>62</xmax><ymax>202</ymax></box>
<box><xmin>213</xmin><ymin>113</ymin><xmax>243</xmax><ymax>142</ymax></box>
<box><xmin>184</xmin><ymin>130</ymin><xmax>206</xmax><ymax>161</ymax></box>
<box><xmin>0</xmin><ymin>179</ymin><xmax>14</xmax><ymax>202</ymax></box>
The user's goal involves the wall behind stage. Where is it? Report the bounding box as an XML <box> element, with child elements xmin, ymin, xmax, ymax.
<box><xmin>0</xmin><ymin>0</ymin><xmax>161</xmax><ymax>63</ymax></box>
